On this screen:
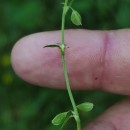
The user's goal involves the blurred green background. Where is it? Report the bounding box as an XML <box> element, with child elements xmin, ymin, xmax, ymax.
<box><xmin>0</xmin><ymin>0</ymin><xmax>129</xmax><ymax>129</ymax></box>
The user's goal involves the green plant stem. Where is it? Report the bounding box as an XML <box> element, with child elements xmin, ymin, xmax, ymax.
<box><xmin>61</xmin><ymin>55</ymin><xmax>81</xmax><ymax>130</ymax></box>
<box><xmin>61</xmin><ymin>0</ymin><xmax>68</xmax><ymax>45</ymax></box>
<box><xmin>60</xmin><ymin>0</ymin><xmax>81</xmax><ymax>130</ymax></box>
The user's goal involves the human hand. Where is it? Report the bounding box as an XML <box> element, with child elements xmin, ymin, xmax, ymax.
<box><xmin>11</xmin><ymin>29</ymin><xmax>130</xmax><ymax>130</ymax></box>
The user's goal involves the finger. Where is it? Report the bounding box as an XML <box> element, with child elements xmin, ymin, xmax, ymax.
<box><xmin>84</xmin><ymin>97</ymin><xmax>130</xmax><ymax>130</ymax></box>
<box><xmin>11</xmin><ymin>29</ymin><xmax>130</xmax><ymax>94</ymax></box>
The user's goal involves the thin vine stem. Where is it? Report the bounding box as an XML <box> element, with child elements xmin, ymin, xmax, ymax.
<box><xmin>45</xmin><ymin>0</ymin><xmax>93</xmax><ymax>129</ymax></box>
<box><xmin>60</xmin><ymin>0</ymin><xmax>81</xmax><ymax>130</ymax></box>
<box><xmin>61</xmin><ymin>0</ymin><xmax>68</xmax><ymax>45</ymax></box>
<box><xmin>61</xmin><ymin>55</ymin><xmax>81</xmax><ymax>130</ymax></box>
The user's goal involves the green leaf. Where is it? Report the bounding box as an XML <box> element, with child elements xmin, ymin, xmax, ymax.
<box><xmin>52</xmin><ymin>112</ymin><xmax>68</xmax><ymax>126</ymax></box>
<box><xmin>71</xmin><ymin>10</ymin><xmax>82</xmax><ymax>26</ymax></box>
<box><xmin>43</xmin><ymin>44</ymin><xmax>60</xmax><ymax>48</ymax></box>
<box><xmin>77</xmin><ymin>102</ymin><xmax>94</xmax><ymax>112</ymax></box>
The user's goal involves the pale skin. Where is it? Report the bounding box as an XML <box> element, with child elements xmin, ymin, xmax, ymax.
<box><xmin>11</xmin><ymin>29</ymin><xmax>130</xmax><ymax>130</ymax></box>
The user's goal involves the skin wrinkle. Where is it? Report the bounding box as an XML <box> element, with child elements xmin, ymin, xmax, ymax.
<box><xmin>101</xmin><ymin>30</ymin><xmax>130</xmax><ymax>94</ymax></box>
<box><xmin>89</xmin><ymin>31</ymin><xmax>109</xmax><ymax>90</ymax></box>
<box><xmin>98</xmin><ymin>31</ymin><xmax>112</xmax><ymax>90</ymax></box>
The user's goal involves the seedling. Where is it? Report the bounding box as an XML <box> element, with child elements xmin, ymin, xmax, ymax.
<box><xmin>44</xmin><ymin>0</ymin><xmax>94</xmax><ymax>129</ymax></box>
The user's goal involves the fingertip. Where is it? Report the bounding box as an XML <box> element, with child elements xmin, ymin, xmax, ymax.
<box><xmin>11</xmin><ymin>31</ymin><xmax>65</xmax><ymax>87</ymax></box>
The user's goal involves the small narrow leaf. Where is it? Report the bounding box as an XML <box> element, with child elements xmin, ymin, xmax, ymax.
<box><xmin>52</xmin><ymin>112</ymin><xmax>68</xmax><ymax>126</ymax></box>
<box><xmin>77</xmin><ymin>102</ymin><xmax>94</xmax><ymax>112</ymax></box>
<box><xmin>44</xmin><ymin>44</ymin><xmax>60</xmax><ymax>48</ymax></box>
<box><xmin>71</xmin><ymin>10</ymin><xmax>82</xmax><ymax>26</ymax></box>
